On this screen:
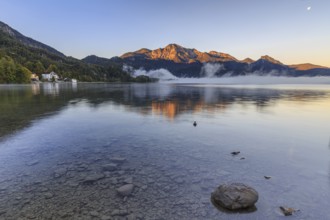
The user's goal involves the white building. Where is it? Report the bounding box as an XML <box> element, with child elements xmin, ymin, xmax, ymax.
<box><xmin>42</xmin><ymin>71</ymin><xmax>59</xmax><ymax>81</ymax></box>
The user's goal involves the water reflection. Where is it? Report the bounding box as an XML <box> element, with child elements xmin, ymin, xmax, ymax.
<box><xmin>43</xmin><ymin>83</ymin><xmax>60</xmax><ymax>96</ymax></box>
<box><xmin>0</xmin><ymin>83</ymin><xmax>330</xmax><ymax>219</ymax></box>
<box><xmin>31</xmin><ymin>83</ymin><xmax>40</xmax><ymax>95</ymax></box>
<box><xmin>1</xmin><ymin>83</ymin><xmax>330</xmax><ymax>139</ymax></box>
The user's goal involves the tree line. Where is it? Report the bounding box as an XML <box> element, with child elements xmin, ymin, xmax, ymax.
<box><xmin>0</xmin><ymin>30</ymin><xmax>156</xmax><ymax>84</ymax></box>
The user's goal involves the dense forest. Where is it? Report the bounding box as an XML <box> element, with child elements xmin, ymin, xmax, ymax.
<box><xmin>0</xmin><ymin>21</ymin><xmax>154</xmax><ymax>84</ymax></box>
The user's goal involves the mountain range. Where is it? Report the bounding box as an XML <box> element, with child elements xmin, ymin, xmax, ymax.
<box><xmin>83</xmin><ymin>43</ymin><xmax>330</xmax><ymax>78</ymax></box>
<box><xmin>1</xmin><ymin>20</ymin><xmax>329</xmax><ymax>82</ymax></box>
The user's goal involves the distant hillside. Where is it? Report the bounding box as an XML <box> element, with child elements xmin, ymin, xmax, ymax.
<box><xmin>0</xmin><ymin>21</ymin><xmax>65</xmax><ymax>57</ymax></box>
<box><xmin>0</xmin><ymin>21</ymin><xmax>152</xmax><ymax>83</ymax></box>
<box><xmin>289</xmin><ymin>63</ymin><xmax>329</xmax><ymax>71</ymax></box>
<box><xmin>83</xmin><ymin>44</ymin><xmax>330</xmax><ymax>77</ymax></box>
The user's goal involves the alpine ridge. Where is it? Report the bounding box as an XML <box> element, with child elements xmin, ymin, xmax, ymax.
<box><xmin>121</xmin><ymin>43</ymin><xmax>238</xmax><ymax>63</ymax></box>
<box><xmin>83</xmin><ymin>44</ymin><xmax>330</xmax><ymax>78</ymax></box>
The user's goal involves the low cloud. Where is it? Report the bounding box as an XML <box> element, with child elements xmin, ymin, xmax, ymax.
<box><xmin>123</xmin><ymin>65</ymin><xmax>177</xmax><ymax>80</ymax></box>
<box><xmin>200</xmin><ymin>63</ymin><xmax>225</xmax><ymax>77</ymax></box>
<box><xmin>123</xmin><ymin>64</ymin><xmax>330</xmax><ymax>84</ymax></box>
<box><xmin>174</xmin><ymin>75</ymin><xmax>330</xmax><ymax>84</ymax></box>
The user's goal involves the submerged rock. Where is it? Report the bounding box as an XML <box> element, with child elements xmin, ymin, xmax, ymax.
<box><xmin>117</xmin><ymin>184</ymin><xmax>134</xmax><ymax>196</ymax></box>
<box><xmin>123</xmin><ymin>177</ymin><xmax>133</xmax><ymax>184</ymax></box>
<box><xmin>26</xmin><ymin>160</ymin><xmax>39</xmax><ymax>166</ymax></box>
<box><xmin>111</xmin><ymin>209</ymin><xmax>129</xmax><ymax>216</ymax></box>
<box><xmin>44</xmin><ymin>192</ymin><xmax>54</xmax><ymax>199</ymax></box>
<box><xmin>211</xmin><ymin>183</ymin><xmax>258</xmax><ymax>210</ymax></box>
<box><xmin>280</xmin><ymin>206</ymin><xmax>298</xmax><ymax>216</ymax></box>
<box><xmin>90</xmin><ymin>211</ymin><xmax>99</xmax><ymax>217</ymax></box>
<box><xmin>231</xmin><ymin>151</ymin><xmax>240</xmax><ymax>156</ymax></box>
<box><xmin>102</xmin><ymin>163</ymin><xmax>118</xmax><ymax>171</ymax></box>
<box><xmin>110</xmin><ymin>157</ymin><xmax>126</xmax><ymax>164</ymax></box>
<box><xmin>83</xmin><ymin>173</ymin><xmax>105</xmax><ymax>184</ymax></box>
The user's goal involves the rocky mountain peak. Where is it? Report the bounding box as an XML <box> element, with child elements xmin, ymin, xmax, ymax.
<box><xmin>0</xmin><ymin>21</ymin><xmax>16</xmax><ymax>37</ymax></box>
<box><xmin>120</xmin><ymin>44</ymin><xmax>237</xmax><ymax>63</ymax></box>
<box><xmin>164</xmin><ymin>43</ymin><xmax>184</xmax><ymax>50</ymax></box>
<box><xmin>135</xmin><ymin>48</ymin><xmax>151</xmax><ymax>54</ymax></box>
<box><xmin>260</xmin><ymin>55</ymin><xmax>283</xmax><ymax>65</ymax></box>
<box><xmin>241</xmin><ymin>58</ymin><xmax>255</xmax><ymax>64</ymax></box>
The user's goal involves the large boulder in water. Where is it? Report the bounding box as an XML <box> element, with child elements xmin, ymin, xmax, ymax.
<box><xmin>211</xmin><ymin>183</ymin><xmax>258</xmax><ymax>210</ymax></box>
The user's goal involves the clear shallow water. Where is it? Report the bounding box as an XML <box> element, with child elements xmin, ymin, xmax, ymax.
<box><xmin>0</xmin><ymin>82</ymin><xmax>330</xmax><ymax>220</ymax></box>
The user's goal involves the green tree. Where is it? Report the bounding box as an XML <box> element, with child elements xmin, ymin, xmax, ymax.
<box><xmin>46</xmin><ymin>64</ymin><xmax>58</xmax><ymax>73</ymax></box>
<box><xmin>24</xmin><ymin>61</ymin><xmax>34</xmax><ymax>72</ymax></box>
<box><xmin>0</xmin><ymin>57</ymin><xmax>5</xmax><ymax>83</ymax></box>
<box><xmin>15</xmin><ymin>66</ymin><xmax>32</xmax><ymax>83</ymax></box>
<box><xmin>35</xmin><ymin>61</ymin><xmax>45</xmax><ymax>74</ymax></box>
<box><xmin>2</xmin><ymin>57</ymin><xmax>16</xmax><ymax>83</ymax></box>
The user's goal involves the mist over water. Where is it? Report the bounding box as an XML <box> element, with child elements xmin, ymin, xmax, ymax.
<box><xmin>200</xmin><ymin>63</ymin><xmax>224</xmax><ymax>77</ymax></box>
<box><xmin>123</xmin><ymin>65</ymin><xmax>178</xmax><ymax>80</ymax></box>
<box><xmin>124</xmin><ymin>64</ymin><xmax>330</xmax><ymax>84</ymax></box>
<box><xmin>173</xmin><ymin>75</ymin><xmax>330</xmax><ymax>84</ymax></box>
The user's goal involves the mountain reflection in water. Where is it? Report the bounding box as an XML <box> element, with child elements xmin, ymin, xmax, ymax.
<box><xmin>1</xmin><ymin>83</ymin><xmax>329</xmax><ymax>138</ymax></box>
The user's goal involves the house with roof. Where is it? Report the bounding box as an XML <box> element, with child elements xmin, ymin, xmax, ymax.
<box><xmin>42</xmin><ymin>71</ymin><xmax>59</xmax><ymax>81</ymax></box>
<box><xmin>30</xmin><ymin>73</ymin><xmax>39</xmax><ymax>81</ymax></box>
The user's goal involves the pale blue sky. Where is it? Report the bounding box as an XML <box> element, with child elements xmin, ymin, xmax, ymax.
<box><xmin>0</xmin><ymin>0</ymin><xmax>329</xmax><ymax>66</ymax></box>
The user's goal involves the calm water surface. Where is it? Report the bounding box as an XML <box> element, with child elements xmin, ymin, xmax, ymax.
<box><xmin>0</xmin><ymin>82</ymin><xmax>329</xmax><ymax>220</ymax></box>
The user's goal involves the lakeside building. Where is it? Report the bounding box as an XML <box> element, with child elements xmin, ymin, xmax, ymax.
<box><xmin>42</xmin><ymin>71</ymin><xmax>59</xmax><ymax>81</ymax></box>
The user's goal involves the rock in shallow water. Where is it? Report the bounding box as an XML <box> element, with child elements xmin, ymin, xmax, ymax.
<box><xmin>280</xmin><ymin>206</ymin><xmax>298</xmax><ymax>216</ymax></box>
<box><xmin>82</xmin><ymin>173</ymin><xmax>105</xmax><ymax>184</ymax></box>
<box><xmin>117</xmin><ymin>184</ymin><xmax>134</xmax><ymax>196</ymax></box>
<box><xmin>110</xmin><ymin>157</ymin><xmax>126</xmax><ymax>164</ymax></box>
<box><xmin>102</xmin><ymin>163</ymin><xmax>118</xmax><ymax>171</ymax></box>
<box><xmin>211</xmin><ymin>183</ymin><xmax>258</xmax><ymax>210</ymax></box>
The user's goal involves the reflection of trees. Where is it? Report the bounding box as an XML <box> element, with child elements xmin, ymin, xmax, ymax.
<box><xmin>1</xmin><ymin>83</ymin><xmax>329</xmax><ymax>139</ymax></box>
<box><xmin>0</xmin><ymin>83</ymin><xmax>77</xmax><ymax>139</ymax></box>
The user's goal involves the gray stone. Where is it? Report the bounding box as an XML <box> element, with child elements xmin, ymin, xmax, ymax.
<box><xmin>83</xmin><ymin>173</ymin><xmax>105</xmax><ymax>183</ymax></box>
<box><xmin>101</xmin><ymin>215</ymin><xmax>111</xmax><ymax>220</ymax></box>
<box><xmin>124</xmin><ymin>177</ymin><xmax>133</xmax><ymax>184</ymax></box>
<box><xmin>211</xmin><ymin>183</ymin><xmax>258</xmax><ymax>210</ymax></box>
<box><xmin>110</xmin><ymin>157</ymin><xmax>126</xmax><ymax>164</ymax></box>
<box><xmin>102</xmin><ymin>163</ymin><xmax>118</xmax><ymax>171</ymax></box>
<box><xmin>280</xmin><ymin>206</ymin><xmax>297</xmax><ymax>216</ymax></box>
<box><xmin>44</xmin><ymin>192</ymin><xmax>54</xmax><ymax>199</ymax></box>
<box><xmin>54</xmin><ymin>168</ymin><xmax>67</xmax><ymax>178</ymax></box>
<box><xmin>127</xmin><ymin>213</ymin><xmax>137</xmax><ymax>220</ymax></box>
<box><xmin>174</xmin><ymin>178</ymin><xmax>185</xmax><ymax>184</ymax></box>
<box><xmin>26</xmin><ymin>160</ymin><xmax>39</xmax><ymax>166</ymax></box>
<box><xmin>90</xmin><ymin>211</ymin><xmax>99</xmax><ymax>217</ymax></box>
<box><xmin>117</xmin><ymin>184</ymin><xmax>134</xmax><ymax>196</ymax></box>
<box><xmin>0</xmin><ymin>186</ymin><xmax>7</xmax><ymax>191</ymax></box>
<box><xmin>111</xmin><ymin>209</ymin><xmax>129</xmax><ymax>216</ymax></box>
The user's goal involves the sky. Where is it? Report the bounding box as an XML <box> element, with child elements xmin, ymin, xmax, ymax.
<box><xmin>0</xmin><ymin>0</ymin><xmax>329</xmax><ymax>66</ymax></box>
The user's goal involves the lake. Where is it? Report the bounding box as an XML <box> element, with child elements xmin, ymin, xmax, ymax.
<box><xmin>0</xmin><ymin>82</ymin><xmax>329</xmax><ymax>220</ymax></box>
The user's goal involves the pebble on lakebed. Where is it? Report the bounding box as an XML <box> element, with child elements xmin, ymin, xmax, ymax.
<box><xmin>211</xmin><ymin>183</ymin><xmax>258</xmax><ymax>210</ymax></box>
<box><xmin>117</xmin><ymin>184</ymin><xmax>134</xmax><ymax>197</ymax></box>
<box><xmin>280</xmin><ymin>206</ymin><xmax>298</xmax><ymax>216</ymax></box>
<box><xmin>231</xmin><ymin>151</ymin><xmax>240</xmax><ymax>156</ymax></box>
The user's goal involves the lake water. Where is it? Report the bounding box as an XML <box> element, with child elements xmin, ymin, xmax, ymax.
<box><xmin>0</xmin><ymin>82</ymin><xmax>329</xmax><ymax>220</ymax></box>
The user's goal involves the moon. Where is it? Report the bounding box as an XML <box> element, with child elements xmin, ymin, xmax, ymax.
<box><xmin>307</xmin><ymin>6</ymin><xmax>311</xmax><ymax>11</ymax></box>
